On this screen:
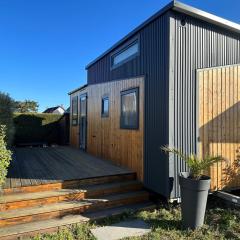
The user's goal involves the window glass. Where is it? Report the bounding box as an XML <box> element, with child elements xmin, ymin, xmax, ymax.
<box><xmin>80</xmin><ymin>96</ymin><xmax>87</xmax><ymax>117</ymax></box>
<box><xmin>120</xmin><ymin>88</ymin><xmax>139</xmax><ymax>129</ymax></box>
<box><xmin>112</xmin><ymin>41</ymin><xmax>139</xmax><ymax>67</ymax></box>
<box><xmin>72</xmin><ymin>96</ymin><xmax>78</xmax><ymax>125</ymax></box>
<box><xmin>101</xmin><ymin>96</ymin><xmax>109</xmax><ymax>117</ymax></box>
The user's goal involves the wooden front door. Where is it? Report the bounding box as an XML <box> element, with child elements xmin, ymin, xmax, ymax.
<box><xmin>79</xmin><ymin>94</ymin><xmax>87</xmax><ymax>150</ymax></box>
<box><xmin>198</xmin><ymin>64</ymin><xmax>240</xmax><ymax>191</ymax></box>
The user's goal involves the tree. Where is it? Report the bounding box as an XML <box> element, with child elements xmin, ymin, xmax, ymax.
<box><xmin>15</xmin><ymin>100</ymin><xmax>39</xmax><ymax>113</ymax></box>
<box><xmin>0</xmin><ymin>92</ymin><xmax>15</xmax><ymax>145</ymax></box>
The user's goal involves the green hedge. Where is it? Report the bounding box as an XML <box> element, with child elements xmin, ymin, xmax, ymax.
<box><xmin>13</xmin><ymin>113</ymin><xmax>63</xmax><ymax>145</ymax></box>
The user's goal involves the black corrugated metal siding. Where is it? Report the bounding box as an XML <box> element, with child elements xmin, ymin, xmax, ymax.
<box><xmin>169</xmin><ymin>11</ymin><xmax>240</xmax><ymax>198</ymax></box>
<box><xmin>87</xmin><ymin>12</ymin><xmax>171</xmax><ymax>197</ymax></box>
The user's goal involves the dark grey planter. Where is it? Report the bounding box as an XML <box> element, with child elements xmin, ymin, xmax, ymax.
<box><xmin>179</xmin><ymin>172</ymin><xmax>211</xmax><ymax>230</ymax></box>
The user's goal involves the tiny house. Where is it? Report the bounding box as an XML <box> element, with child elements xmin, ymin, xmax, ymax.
<box><xmin>69</xmin><ymin>1</ymin><xmax>240</xmax><ymax>199</ymax></box>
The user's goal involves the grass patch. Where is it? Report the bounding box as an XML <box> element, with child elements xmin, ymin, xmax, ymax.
<box><xmin>33</xmin><ymin>223</ymin><xmax>95</xmax><ymax>240</ymax></box>
<box><xmin>32</xmin><ymin>197</ymin><xmax>240</xmax><ymax>240</ymax></box>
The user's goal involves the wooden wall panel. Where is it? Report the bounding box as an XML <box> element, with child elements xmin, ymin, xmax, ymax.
<box><xmin>198</xmin><ymin>65</ymin><xmax>240</xmax><ymax>191</ymax></box>
<box><xmin>87</xmin><ymin>77</ymin><xmax>144</xmax><ymax>180</ymax></box>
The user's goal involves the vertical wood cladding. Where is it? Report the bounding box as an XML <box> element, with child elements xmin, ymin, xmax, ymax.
<box><xmin>87</xmin><ymin>13</ymin><xmax>170</xmax><ymax>196</ymax></box>
<box><xmin>198</xmin><ymin>65</ymin><xmax>240</xmax><ymax>191</ymax></box>
<box><xmin>169</xmin><ymin>11</ymin><xmax>240</xmax><ymax>198</ymax></box>
<box><xmin>87</xmin><ymin>77</ymin><xmax>144</xmax><ymax>180</ymax></box>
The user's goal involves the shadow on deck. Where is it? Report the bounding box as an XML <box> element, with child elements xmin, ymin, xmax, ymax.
<box><xmin>4</xmin><ymin>146</ymin><xmax>133</xmax><ymax>189</ymax></box>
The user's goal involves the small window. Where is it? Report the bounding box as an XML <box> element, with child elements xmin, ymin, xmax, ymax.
<box><xmin>120</xmin><ymin>88</ymin><xmax>139</xmax><ymax>129</ymax></box>
<box><xmin>101</xmin><ymin>96</ymin><xmax>109</xmax><ymax>117</ymax></box>
<box><xmin>72</xmin><ymin>96</ymin><xmax>78</xmax><ymax>125</ymax></box>
<box><xmin>111</xmin><ymin>39</ymin><xmax>139</xmax><ymax>68</ymax></box>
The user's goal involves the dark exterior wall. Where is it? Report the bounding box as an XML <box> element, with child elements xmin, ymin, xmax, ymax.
<box><xmin>169</xmin><ymin>10</ymin><xmax>240</xmax><ymax>198</ymax></box>
<box><xmin>87</xmin><ymin>12</ymin><xmax>170</xmax><ymax>197</ymax></box>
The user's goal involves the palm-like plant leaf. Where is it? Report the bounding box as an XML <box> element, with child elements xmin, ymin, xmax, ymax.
<box><xmin>161</xmin><ymin>146</ymin><xmax>224</xmax><ymax>179</ymax></box>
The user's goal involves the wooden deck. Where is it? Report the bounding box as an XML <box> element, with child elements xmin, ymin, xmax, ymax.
<box><xmin>4</xmin><ymin>146</ymin><xmax>133</xmax><ymax>189</ymax></box>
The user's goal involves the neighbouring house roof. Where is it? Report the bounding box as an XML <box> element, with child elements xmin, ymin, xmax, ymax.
<box><xmin>68</xmin><ymin>84</ymin><xmax>88</xmax><ymax>95</ymax></box>
<box><xmin>85</xmin><ymin>1</ymin><xmax>240</xmax><ymax>69</ymax></box>
<box><xmin>43</xmin><ymin>106</ymin><xmax>65</xmax><ymax>114</ymax></box>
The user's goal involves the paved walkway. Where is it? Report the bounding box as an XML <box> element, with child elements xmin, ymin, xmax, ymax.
<box><xmin>91</xmin><ymin>219</ymin><xmax>151</xmax><ymax>240</ymax></box>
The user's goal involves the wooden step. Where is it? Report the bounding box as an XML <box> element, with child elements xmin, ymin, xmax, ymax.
<box><xmin>83</xmin><ymin>201</ymin><xmax>156</xmax><ymax>220</ymax></box>
<box><xmin>0</xmin><ymin>181</ymin><xmax>142</xmax><ymax>211</ymax></box>
<box><xmin>0</xmin><ymin>202</ymin><xmax>155</xmax><ymax>240</ymax></box>
<box><xmin>3</xmin><ymin>172</ymin><xmax>136</xmax><ymax>194</ymax></box>
<box><xmin>0</xmin><ymin>191</ymin><xmax>149</xmax><ymax>227</ymax></box>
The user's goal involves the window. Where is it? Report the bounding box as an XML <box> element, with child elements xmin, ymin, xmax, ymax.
<box><xmin>80</xmin><ymin>95</ymin><xmax>87</xmax><ymax>117</ymax></box>
<box><xmin>101</xmin><ymin>96</ymin><xmax>109</xmax><ymax>117</ymax></box>
<box><xmin>111</xmin><ymin>39</ymin><xmax>139</xmax><ymax>68</ymax></box>
<box><xmin>72</xmin><ymin>96</ymin><xmax>78</xmax><ymax>125</ymax></box>
<box><xmin>120</xmin><ymin>88</ymin><xmax>139</xmax><ymax>129</ymax></box>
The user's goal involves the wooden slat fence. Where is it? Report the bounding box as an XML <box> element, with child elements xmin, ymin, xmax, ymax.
<box><xmin>198</xmin><ymin>64</ymin><xmax>240</xmax><ymax>190</ymax></box>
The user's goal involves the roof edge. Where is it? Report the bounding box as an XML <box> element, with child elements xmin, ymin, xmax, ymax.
<box><xmin>173</xmin><ymin>1</ymin><xmax>240</xmax><ymax>34</ymax></box>
<box><xmin>85</xmin><ymin>1</ymin><xmax>240</xmax><ymax>69</ymax></box>
<box><xmin>68</xmin><ymin>84</ymin><xmax>88</xmax><ymax>95</ymax></box>
<box><xmin>85</xmin><ymin>1</ymin><xmax>174</xmax><ymax>69</ymax></box>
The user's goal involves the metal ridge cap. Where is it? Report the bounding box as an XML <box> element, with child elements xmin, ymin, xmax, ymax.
<box><xmin>173</xmin><ymin>1</ymin><xmax>240</xmax><ymax>34</ymax></box>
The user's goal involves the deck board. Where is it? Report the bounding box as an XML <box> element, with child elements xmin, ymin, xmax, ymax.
<box><xmin>32</xmin><ymin>148</ymin><xmax>60</xmax><ymax>184</ymax></box>
<box><xmin>4</xmin><ymin>146</ymin><xmax>132</xmax><ymax>189</ymax></box>
<box><xmin>9</xmin><ymin>154</ymin><xmax>22</xmax><ymax>188</ymax></box>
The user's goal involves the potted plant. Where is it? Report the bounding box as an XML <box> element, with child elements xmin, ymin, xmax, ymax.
<box><xmin>161</xmin><ymin>146</ymin><xmax>223</xmax><ymax>230</ymax></box>
<box><xmin>0</xmin><ymin>125</ymin><xmax>12</xmax><ymax>193</ymax></box>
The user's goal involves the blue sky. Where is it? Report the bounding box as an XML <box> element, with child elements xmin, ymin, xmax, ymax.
<box><xmin>0</xmin><ymin>0</ymin><xmax>239</xmax><ymax>112</ymax></box>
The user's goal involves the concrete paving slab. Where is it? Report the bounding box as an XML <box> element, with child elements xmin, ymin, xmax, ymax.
<box><xmin>91</xmin><ymin>219</ymin><xmax>151</xmax><ymax>240</ymax></box>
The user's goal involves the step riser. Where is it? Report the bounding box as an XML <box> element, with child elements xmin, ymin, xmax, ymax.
<box><xmin>1</xmin><ymin>226</ymin><xmax>72</xmax><ymax>240</ymax></box>
<box><xmin>3</xmin><ymin>173</ymin><xmax>136</xmax><ymax>194</ymax></box>
<box><xmin>0</xmin><ymin>193</ymin><xmax>149</xmax><ymax>227</ymax></box>
<box><xmin>88</xmin><ymin>183</ymin><xmax>142</xmax><ymax>198</ymax></box>
<box><xmin>0</xmin><ymin>184</ymin><xmax>142</xmax><ymax>211</ymax></box>
<box><xmin>87</xmin><ymin>194</ymin><xmax>149</xmax><ymax>213</ymax></box>
<box><xmin>0</xmin><ymin>193</ymin><xmax>85</xmax><ymax>212</ymax></box>
<box><xmin>0</xmin><ymin>207</ymin><xmax>90</xmax><ymax>228</ymax></box>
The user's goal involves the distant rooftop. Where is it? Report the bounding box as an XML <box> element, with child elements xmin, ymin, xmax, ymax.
<box><xmin>43</xmin><ymin>106</ymin><xmax>65</xmax><ymax>114</ymax></box>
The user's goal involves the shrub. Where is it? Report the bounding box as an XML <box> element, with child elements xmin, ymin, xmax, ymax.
<box><xmin>0</xmin><ymin>125</ymin><xmax>12</xmax><ymax>187</ymax></box>
<box><xmin>0</xmin><ymin>92</ymin><xmax>15</xmax><ymax>145</ymax></box>
<box><xmin>13</xmin><ymin>113</ymin><xmax>63</xmax><ymax>145</ymax></box>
